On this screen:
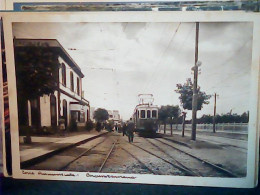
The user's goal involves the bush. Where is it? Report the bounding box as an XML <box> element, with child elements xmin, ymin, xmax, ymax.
<box><xmin>95</xmin><ymin>122</ymin><xmax>102</xmax><ymax>132</ymax></box>
<box><xmin>105</xmin><ymin>123</ymin><xmax>112</xmax><ymax>132</ymax></box>
<box><xmin>105</xmin><ymin>120</ymin><xmax>114</xmax><ymax>132</ymax></box>
<box><xmin>85</xmin><ymin>120</ymin><xmax>94</xmax><ymax>131</ymax></box>
<box><xmin>69</xmin><ymin>119</ymin><xmax>78</xmax><ymax>132</ymax></box>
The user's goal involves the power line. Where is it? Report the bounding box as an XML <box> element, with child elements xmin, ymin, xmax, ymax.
<box><xmin>142</xmin><ymin>23</ymin><xmax>181</xmax><ymax>92</ymax></box>
<box><xmin>220</xmin><ymin>91</ymin><xmax>249</xmax><ymax>100</ymax></box>
<box><xmin>202</xmin><ymin>38</ymin><xmax>251</xmax><ymax>78</ymax></box>
<box><xmin>207</xmin><ymin>70</ymin><xmax>250</xmax><ymax>90</ymax></box>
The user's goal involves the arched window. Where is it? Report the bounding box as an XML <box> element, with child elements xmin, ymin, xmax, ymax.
<box><xmin>77</xmin><ymin>77</ymin><xmax>80</xmax><ymax>95</ymax></box>
<box><xmin>70</xmin><ymin>71</ymin><xmax>74</xmax><ymax>91</ymax></box>
<box><xmin>50</xmin><ymin>94</ymin><xmax>57</xmax><ymax>127</ymax></box>
<box><xmin>61</xmin><ymin>63</ymin><xmax>66</xmax><ymax>86</ymax></box>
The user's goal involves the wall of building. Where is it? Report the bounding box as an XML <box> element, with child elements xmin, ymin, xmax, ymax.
<box><xmin>58</xmin><ymin>56</ymin><xmax>82</xmax><ymax>100</ymax></box>
<box><xmin>39</xmin><ymin>94</ymin><xmax>51</xmax><ymax>127</ymax></box>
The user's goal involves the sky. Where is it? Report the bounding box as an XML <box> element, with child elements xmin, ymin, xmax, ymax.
<box><xmin>13</xmin><ymin>22</ymin><xmax>253</xmax><ymax>120</ymax></box>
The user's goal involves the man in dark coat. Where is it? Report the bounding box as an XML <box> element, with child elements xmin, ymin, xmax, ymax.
<box><xmin>127</xmin><ymin>121</ymin><xmax>135</xmax><ymax>143</ymax></box>
<box><xmin>122</xmin><ymin>123</ymin><xmax>127</xmax><ymax>136</ymax></box>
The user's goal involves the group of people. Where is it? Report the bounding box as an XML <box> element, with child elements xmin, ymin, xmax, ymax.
<box><xmin>122</xmin><ymin>121</ymin><xmax>135</xmax><ymax>143</ymax></box>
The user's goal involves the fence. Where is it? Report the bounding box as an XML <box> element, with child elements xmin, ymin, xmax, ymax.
<box><xmin>159</xmin><ymin>123</ymin><xmax>248</xmax><ymax>132</ymax></box>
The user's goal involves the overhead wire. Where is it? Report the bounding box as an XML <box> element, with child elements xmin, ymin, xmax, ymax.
<box><xmin>141</xmin><ymin>23</ymin><xmax>181</xmax><ymax>93</ymax></box>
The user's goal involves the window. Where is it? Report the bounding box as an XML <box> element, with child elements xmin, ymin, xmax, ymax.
<box><xmin>70</xmin><ymin>71</ymin><xmax>74</xmax><ymax>91</ymax></box>
<box><xmin>80</xmin><ymin>112</ymin><xmax>85</xmax><ymax>123</ymax></box>
<box><xmin>147</xmin><ymin>110</ymin><xmax>151</xmax><ymax>118</ymax></box>
<box><xmin>140</xmin><ymin>110</ymin><xmax>145</xmax><ymax>119</ymax></box>
<box><xmin>77</xmin><ymin>77</ymin><xmax>80</xmax><ymax>95</ymax></box>
<box><xmin>50</xmin><ymin>95</ymin><xmax>57</xmax><ymax>127</ymax></box>
<box><xmin>61</xmin><ymin>63</ymin><xmax>66</xmax><ymax>86</ymax></box>
<box><xmin>152</xmin><ymin>110</ymin><xmax>157</xmax><ymax>118</ymax></box>
<box><xmin>71</xmin><ymin>111</ymin><xmax>79</xmax><ymax>122</ymax></box>
<box><xmin>62</xmin><ymin>100</ymin><xmax>67</xmax><ymax>126</ymax></box>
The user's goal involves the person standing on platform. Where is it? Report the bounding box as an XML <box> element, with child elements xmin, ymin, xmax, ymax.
<box><xmin>115</xmin><ymin>123</ymin><xmax>118</xmax><ymax>132</ymax></box>
<box><xmin>127</xmin><ymin>120</ymin><xmax>135</xmax><ymax>143</ymax></box>
<box><xmin>122</xmin><ymin>123</ymin><xmax>127</xmax><ymax>136</ymax></box>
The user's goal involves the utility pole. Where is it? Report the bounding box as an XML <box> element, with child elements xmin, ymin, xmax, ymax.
<box><xmin>182</xmin><ymin>112</ymin><xmax>186</xmax><ymax>137</ymax></box>
<box><xmin>191</xmin><ymin>22</ymin><xmax>200</xmax><ymax>141</ymax></box>
<box><xmin>213</xmin><ymin>93</ymin><xmax>219</xmax><ymax>133</ymax></box>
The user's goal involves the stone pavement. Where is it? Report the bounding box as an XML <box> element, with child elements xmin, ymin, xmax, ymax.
<box><xmin>19</xmin><ymin>130</ymin><xmax>109</xmax><ymax>168</ymax></box>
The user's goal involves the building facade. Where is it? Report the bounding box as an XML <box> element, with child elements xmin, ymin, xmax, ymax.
<box><xmin>14</xmin><ymin>39</ymin><xmax>90</xmax><ymax>130</ymax></box>
<box><xmin>108</xmin><ymin>110</ymin><xmax>121</xmax><ymax>125</ymax></box>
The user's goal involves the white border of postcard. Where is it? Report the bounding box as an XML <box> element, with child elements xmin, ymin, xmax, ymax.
<box><xmin>2</xmin><ymin>11</ymin><xmax>260</xmax><ymax>188</ymax></box>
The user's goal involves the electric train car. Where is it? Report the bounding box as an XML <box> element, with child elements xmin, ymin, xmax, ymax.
<box><xmin>132</xmin><ymin>103</ymin><xmax>159</xmax><ymax>135</ymax></box>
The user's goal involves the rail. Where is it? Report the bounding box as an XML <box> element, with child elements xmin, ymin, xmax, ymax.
<box><xmin>156</xmin><ymin>138</ymin><xmax>238</xmax><ymax>177</ymax></box>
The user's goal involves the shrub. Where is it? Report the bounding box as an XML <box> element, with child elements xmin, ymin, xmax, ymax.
<box><xmin>105</xmin><ymin>120</ymin><xmax>114</xmax><ymax>132</ymax></box>
<box><xmin>95</xmin><ymin>122</ymin><xmax>102</xmax><ymax>132</ymax></box>
<box><xmin>85</xmin><ymin>120</ymin><xmax>94</xmax><ymax>131</ymax></box>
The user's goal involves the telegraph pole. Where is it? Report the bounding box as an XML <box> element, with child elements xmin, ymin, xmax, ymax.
<box><xmin>182</xmin><ymin>112</ymin><xmax>186</xmax><ymax>137</ymax></box>
<box><xmin>191</xmin><ymin>22</ymin><xmax>200</xmax><ymax>141</ymax></box>
<box><xmin>212</xmin><ymin>93</ymin><xmax>218</xmax><ymax>133</ymax></box>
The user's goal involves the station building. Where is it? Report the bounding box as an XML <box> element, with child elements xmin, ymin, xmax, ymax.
<box><xmin>14</xmin><ymin>39</ymin><xmax>90</xmax><ymax>129</ymax></box>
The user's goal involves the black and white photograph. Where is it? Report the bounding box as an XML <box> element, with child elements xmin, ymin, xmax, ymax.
<box><xmin>2</xmin><ymin>12</ymin><xmax>259</xmax><ymax>187</ymax></box>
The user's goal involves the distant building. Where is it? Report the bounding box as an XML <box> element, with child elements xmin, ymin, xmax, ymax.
<box><xmin>14</xmin><ymin>39</ymin><xmax>90</xmax><ymax>129</ymax></box>
<box><xmin>107</xmin><ymin>110</ymin><xmax>120</xmax><ymax>125</ymax></box>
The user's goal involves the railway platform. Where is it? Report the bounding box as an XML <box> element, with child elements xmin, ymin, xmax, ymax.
<box><xmin>19</xmin><ymin>130</ymin><xmax>109</xmax><ymax>168</ymax></box>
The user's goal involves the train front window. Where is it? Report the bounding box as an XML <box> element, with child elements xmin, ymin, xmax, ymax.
<box><xmin>147</xmin><ymin>110</ymin><xmax>151</xmax><ymax>118</ymax></box>
<box><xmin>152</xmin><ymin>110</ymin><xmax>157</xmax><ymax>118</ymax></box>
<box><xmin>141</xmin><ymin>110</ymin><xmax>145</xmax><ymax>118</ymax></box>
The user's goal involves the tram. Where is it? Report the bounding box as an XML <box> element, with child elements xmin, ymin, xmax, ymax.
<box><xmin>131</xmin><ymin>94</ymin><xmax>159</xmax><ymax>135</ymax></box>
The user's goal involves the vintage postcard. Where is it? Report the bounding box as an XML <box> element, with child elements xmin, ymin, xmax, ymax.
<box><xmin>3</xmin><ymin>0</ymin><xmax>260</xmax><ymax>12</ymax></box>
<box><xmin>1</xmin><ymin>12</ymin><xmax>259</xmax><ymax>187</ymax></box>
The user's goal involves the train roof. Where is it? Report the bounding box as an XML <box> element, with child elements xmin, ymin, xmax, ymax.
<box><xmin>135</xmin><ymin>104</ymin><xmax>159</xmax><ymax>109</ymax></box>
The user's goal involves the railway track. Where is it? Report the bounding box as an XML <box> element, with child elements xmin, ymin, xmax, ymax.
<box><xmin>58</xmin><ymin>136</ymin><xmax>110</xmax><ymax>171</ymax></box>
<box><xmin>98</xmin><ymin>138</ymin><xmax>119</xmax><ymax>173</ymax></box>
<box><xmin>59</xmin><ymin>135</ymin><xmax>119</xmax><ymax>172</ymax></box>
<box><xmin>145</xmin><ymin>139</ymin><xmax>200</xmax><ymax>176</ymax></box>
<box><xmin>155</xmin><ymin>138</ymin><xmax>238</xmax><ymax>177</ymax></box>
<box><xmin>123</xmin><ymin>139</ymin><xmax>198</xmax><ymax>176</ymax></box>
<box><xmin>119</xmin><ymin>146</ymin><xmax>160</xmax><ymax>175</ymax></box>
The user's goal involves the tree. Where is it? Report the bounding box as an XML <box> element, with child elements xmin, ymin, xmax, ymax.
<box><xmin>15</xmin><ymin>46</ymin><xmax>59</xmax><ymax>101</ymax></box>
<box><xmin>198</xmin><ymin>111</ymin><xmax>249</xmax><ymax>124</ymax></box>
<box><xmin>158</xmin><ymin>105</ymin><xmax>181</xmax><ymax>134</ymax></box>
<box><xmin>15</xmin><ymin>46</ymin><xmax>59</xmax><ymax>127</ymax></box>
<box><xmin>175</xmin><ymin>78</ymin><xmax>211</xmax><ymax>110</ymax></box>
<box><xmin>93</xmin><ymin>108</ymin><xmax>109</xmax><ymax>123</ymax></box>
<box><xmin>240</xmin><ymin>112</ymin><xmax>249</xmax><ymax>123</ymax></box>
<box><xmin>85</xmin><ymin>120</ymin><xmax>94</xmax><ymax>131</ymax></box>
<box><xmin>14</xmin><ymin>45</ymin><xmax>60</xmax><ymax>143</ymax></box>
<box><xmin>198</xmin><ymin>114</ymin><xmax>213</xmax><ymax>124</ymax></box>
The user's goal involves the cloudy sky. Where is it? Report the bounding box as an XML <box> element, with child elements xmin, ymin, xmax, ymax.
<box><xmin>13</xmin><ymin>22</ymin><xmax>253</xmax><ymax>120</ymax></box>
